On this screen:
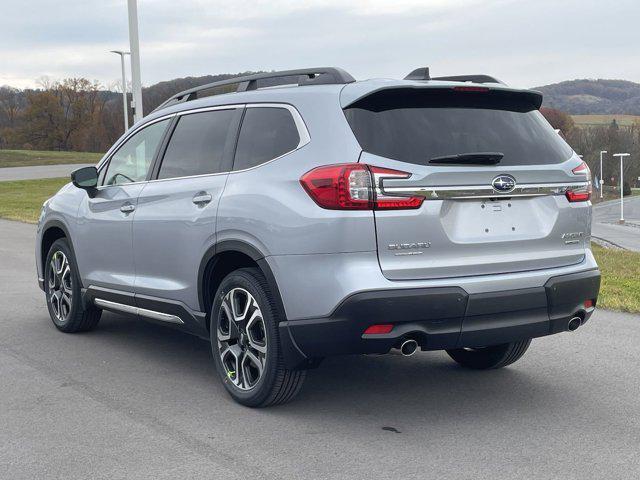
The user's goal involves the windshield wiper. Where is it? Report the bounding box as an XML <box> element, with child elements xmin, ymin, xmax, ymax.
<box><xmin>429</xmin><ymin>152</ymin><xmax>504</xmax><ymax>166</ymax></box>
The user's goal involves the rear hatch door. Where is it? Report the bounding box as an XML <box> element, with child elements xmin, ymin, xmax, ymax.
<box><xmin>343</xmin><ymin>85</ymin><xmax>591</xmax><ymax>280</ymax></box>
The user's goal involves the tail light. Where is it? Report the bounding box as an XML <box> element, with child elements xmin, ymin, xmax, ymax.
<box><xmin>566</xmin><ymin>160</ymin><xmax>592</xmax><ymax>202</ymax></box>
<box><xmin>300</xmin><ymin>163</ymin><xmax>423</xmax><ymax>210</ymax></box>
<box><xmin>565</xmin><ymin>189</ymin><xmax>591</xmax><ymax>202</ymax></box>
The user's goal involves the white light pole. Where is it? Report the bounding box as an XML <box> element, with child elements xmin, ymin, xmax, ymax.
<box><xmin>613</xmin><ymin>153</ymin><xmax>630</xmax><ymax>224</ymax></box>
<box><xmin>599</xmin><ymin>150</ymin><xmax>607</xmax><ymax>199</ymax></box>
<box><xmin>110</xmin><ymin>50</ymin><xmax>130</xmax><ymax>132</ymax></box>
<box><xmin>127</xmin><ymin>0</ymin><xmax>144</xmax><ymax>123</ymax></box>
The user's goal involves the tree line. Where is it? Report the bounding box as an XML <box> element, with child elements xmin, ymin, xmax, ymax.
<box><xmin>0</xmin><ymin>73</ymin><xmax>251</xmax><ymax>153</ymax></box>
<box><xmin>0</xmin><ymin>77</ymin><xmax>638</xmax><ymax>190</ymax></box>
<box><xmin>542</xmin><ymin>107</ymin><xmax>640</xmax><ymax>191</ymax></box>
<box><xmin>1</xmin><ymin>79</ymin><xmax>128</xmax><ymax>152</ymax></box>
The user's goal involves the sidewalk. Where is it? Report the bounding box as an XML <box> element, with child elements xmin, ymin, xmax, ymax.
<box><xmin>592</xmin><ymin>222</ymin><xmax>640</xmax><ymax>251</ymax></box>
<box><xmin>591</xmin><ymin>195</ymin><xmax>640</xmax><ymax>251</ymax></box>
<box><xmin>0</xmin><ymin>164</ymin><xmax>92</xmax><ymax>182</ymax></box>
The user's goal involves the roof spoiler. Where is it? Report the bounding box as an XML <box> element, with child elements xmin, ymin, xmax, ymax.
<box><xmin>342</xmin><ymin>85</ymin><xmax>543</xmax><ymax>111</ymax></box>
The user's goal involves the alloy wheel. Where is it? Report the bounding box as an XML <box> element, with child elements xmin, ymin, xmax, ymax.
<box><xmin>217</xmin><ymin>288</ymin><xmax>268</xmax><ymax>391</ymax></box>
<box><xmin>48</xmin><ymin>251</ymin><xmax>73</xmax><ymax>322</ymax></box>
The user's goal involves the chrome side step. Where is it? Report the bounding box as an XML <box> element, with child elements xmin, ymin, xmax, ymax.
<box><xmin>94</xmin><ymin>298</ymin><xmax>184</xmax><ymax>325</ymax></box>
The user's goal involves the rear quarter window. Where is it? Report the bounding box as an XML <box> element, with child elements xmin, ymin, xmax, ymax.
<box><xmin>233</xmin><ymin>107</ymin><xmax>300</xmax><ymax>171</ymax></box>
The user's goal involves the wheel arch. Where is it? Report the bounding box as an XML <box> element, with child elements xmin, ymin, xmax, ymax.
<box><xmin>198</xmin><ymin>240</ymin><xmax>286</xmax><ymax>328</ymax></box>
<box><xmin>199</xmin><ymin>239</ymin><xmax>309</xmax><ymax>369</ymax></box>
<box><xmin>40</xmin><ymin>220</ymin><xmax>78</xmax><ymax>286</ymax></box>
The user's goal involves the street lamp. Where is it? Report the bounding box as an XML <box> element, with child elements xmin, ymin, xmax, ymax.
<box><xmin>599</xmin><ymin>150</ymin><xmax>607</xmax><ymax>199</ymax></box>
<box><xmin>127</xmin><ymin>0</ymin><xmax>144</xmax><ymax>123</ymax></box>
<box><xmin>110</xmin><ymin>50</ymin><xmax>130</xmax><ymax>132</ymax></box>
<box><xmin>613</xmin><ymin>153</ymin><xmax>630</xmax><ymax>223</ymax></box>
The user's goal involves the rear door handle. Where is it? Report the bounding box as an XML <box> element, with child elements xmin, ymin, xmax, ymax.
<box><xmin>120</xmin><ymin>203</ymin><xmax>135</xmax><ymax>213</ymax></box>
<box><xmin>192</xmin><ymin>193</ymin><xmax>212</xmax><ymax>205</ymax></box>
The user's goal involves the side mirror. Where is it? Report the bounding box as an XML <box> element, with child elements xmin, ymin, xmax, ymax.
<box><xmin>71</xmin><ymin>166</ymin><xmax>98</xmax><ymax>194</ymax></box>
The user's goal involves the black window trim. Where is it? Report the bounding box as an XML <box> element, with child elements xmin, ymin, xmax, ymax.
<box><xmin>96</xmin><ymin>115</ymin><xmax>174</xmax><ymax>190</ymax></box>
<box><xmin>230</xmin><ymin>103</ymin><xmax>311</xmax><ymax>173</ymax></box>
<box><xmin>96</xmin><ymin>102</ymin><xmax>310</xmax><ymax>187</ymax></box>
<box><xmin>150</xmin><ymin>106</ymin><xmax>244</xmax><ymax>181</ymax></box>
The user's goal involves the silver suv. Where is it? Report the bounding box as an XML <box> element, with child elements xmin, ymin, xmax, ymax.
<box><xmin>36</xmin><ymin>67</ymin><xmax>601</xmax><ymax>407</ymax></box>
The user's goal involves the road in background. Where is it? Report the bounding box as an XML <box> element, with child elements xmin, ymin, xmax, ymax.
<box><xmin>1</xmin><ymin>219</ymin><xmax>639</xmax><ymax>479</ymax></box>
<box><xmin>592</xmin><ymin>196</ymin><xmax>640</xmax><ymax>251</ymax></box>
<box><xmin>0</xmin><ymin>164</ymin><xmax>92</xmax><ymax>182</ymax></box>
<box><xmin>1</xmin><ymin>164</ymin><xmax>636</xmax><ymax>252</ymax></box>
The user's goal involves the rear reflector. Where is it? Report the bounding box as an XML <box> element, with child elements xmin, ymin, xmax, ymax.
<box><xmin>363</xmin><ymin>324</ymin><xmax>394</xmax><ymax>335</ymax></box>
<box><xmin>584</xmin><ymin>299</ymin><xmax>594</xmax><ymax>309</ymax></box>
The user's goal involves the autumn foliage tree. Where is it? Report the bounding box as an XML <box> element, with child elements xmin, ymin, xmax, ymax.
<box><xmin>0</xmin><ymin>86</ymin><xmax>25</xmax><ymax>148</ymax></box>
<box><xmin>0</xmin><ymin>72</ymin><xmax>259</xmax><ymax>152</ymax></box>
<box><xmin>540</xmin><ymin>107</ymin><xmax>575</xmax><ymax>135</ymax></box>
<box><xmin>18</xmin><ymin>78</ymin><xmax>106</xmax><ymax>151</ymax></box>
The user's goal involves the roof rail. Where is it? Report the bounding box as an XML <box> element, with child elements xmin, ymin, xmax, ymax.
<box><xmin>154</xmin><ymin>67</ymin><xmax>356</xmax><ymax>112</ymax></box>
<box><xmin>403</xmin><ymin>67</ymin><xmax>504</xmax><ymax>85</ymax></box>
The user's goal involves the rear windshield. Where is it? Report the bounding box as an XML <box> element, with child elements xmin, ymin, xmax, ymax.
<box><xmin>344</xmin><ymin>88</ymin><xmax>573</xmax><ymax>166</ymax></box>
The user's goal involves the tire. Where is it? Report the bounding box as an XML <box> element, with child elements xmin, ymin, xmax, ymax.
<box><xmin>44</xmin><ymin>238</ymin><xmax>101</xmax><ymax>333</ymax></box>
<box><xmin>446</xmin><ymin>339</ymin><xmax>531</xmax><ymax>370</ymax></box>
<box><xmin>210</xmin><ymin>267</ymin><xmax>305</xmax><ymax>407</ymax></box>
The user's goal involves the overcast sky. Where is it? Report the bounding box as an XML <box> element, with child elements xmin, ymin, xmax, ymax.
<box><xmin>2</xmin><ymin>0</ymin><xmax>639</xmax><ymax>90</ymax></box>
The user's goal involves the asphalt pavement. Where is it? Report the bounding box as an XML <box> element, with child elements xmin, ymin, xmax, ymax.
<box><xmin>592</xmin><ymin>195</ymin><xmax>640</xmax><ymax>251</ymax></box>
<box><xmin>0</xmin><ymin>163</ymin><xmax>93</xmax><ymax>181</ymax></box>
<box><xmin>1</xmin><ymin>219</ymin><xmax>639</xmax><ymax>479</ymax></box>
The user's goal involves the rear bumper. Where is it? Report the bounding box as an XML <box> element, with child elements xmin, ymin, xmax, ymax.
<box><xmin>280</xmin><ymin>269</ymin><xmax>600</xmax><ymax>360</ymax></box>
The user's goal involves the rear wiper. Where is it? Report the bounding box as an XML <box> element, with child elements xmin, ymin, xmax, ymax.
<box><xmin>429</xmin><ymin>152</ymin><xmax>504</xmax><ymax>166</ymax></box>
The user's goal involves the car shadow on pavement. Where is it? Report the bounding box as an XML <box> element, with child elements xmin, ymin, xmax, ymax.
<box><xmin>83</xmin><ymin>312</ymin><xmax>570</xmax><ymax>425</ymax></box>
<box><xmin>300</xmin><ymin>353</ymin><xmax>544</xmax><ymax>413</ymax></box>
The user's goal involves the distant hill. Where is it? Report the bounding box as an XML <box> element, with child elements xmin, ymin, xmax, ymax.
<box><xmin>535</xmin><ymin>79</ymin><xmax>640</xmax><ymax>115</ymax></box>
<box><xmin>143</xmin><ymin>76</ymin><xmax>640</xmax><ymax>116</ymax></box>
<box><xmin>6</xmin><ymin>75</ymin><xmax>640</xmax><ymax>117</ymax></box>
<box><xmin>140</xmin><ymin>71</ymin><xmax>262</xmax><ymax>113</ymax></box>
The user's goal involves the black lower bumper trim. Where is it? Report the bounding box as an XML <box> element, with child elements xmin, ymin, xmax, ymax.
<box><xmin>281</xmin><ymin>269</ymin><xmax>601</xmax><ymax>359</ymax></box>
<box><xmin>545</xmin><ymin>269</ymin><xmax>601</xmax><ymax>334</ymax></box>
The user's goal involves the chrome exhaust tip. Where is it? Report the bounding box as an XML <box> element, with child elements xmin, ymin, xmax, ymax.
<box><xmin>400</xmin><ymin>339</ymin><xmax>419</xmax><ymax>357</ymax></box>
<box><xmin>567</xmin><ymin>316</ymin><xmax>582</xmax><ymax>332</ymax></box>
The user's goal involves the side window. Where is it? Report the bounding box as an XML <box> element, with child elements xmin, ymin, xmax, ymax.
<box><xmin>102</xmin><ymin>119</ymin><xmax>170</xmax><ymax>186</ymax></box>
<box><xmin>233</xmin><ymin>107</ymin><xmax>300</xmax><ymax>171</ymax></box>
<box><xmin>158</xmin><ymin>109</ymin><xmax>236</xmax><ymax>179</ymax></box>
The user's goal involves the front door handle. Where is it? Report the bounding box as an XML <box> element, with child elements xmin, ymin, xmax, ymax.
<box><xmin>192</xmin><ymin>193</ymin><xmax>212</xmax><ymax>205</ymax></box>
<box><xmin>120</xmin><ymin>203</ymin><xmax>135</xmax><ymax>213</ymax></box>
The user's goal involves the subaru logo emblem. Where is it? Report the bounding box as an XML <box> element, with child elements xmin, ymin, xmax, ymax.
<box><xmin>491</xmin><ymin>175</ymin><xmax>517</xmax><ymax>193</ymax></box>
